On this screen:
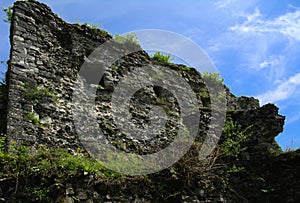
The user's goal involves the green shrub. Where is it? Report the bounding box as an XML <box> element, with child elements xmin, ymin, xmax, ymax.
<box><xmin>23</xmin><ymin>83</ymin><xmax>57</xmax><ymax>104</ymax></box>
<box><xmin>2</xmin><ymin>6</ymin><xmax>13</xmax><ymax>23</ymax></box>
<box><xmin>114</xmin><ymin>33</ymin><xmax>139</xmax><ymax>45</ymax></box>
<box><xmin>24</xmin><ymin>112</ymin><xmax>51</xmax><ymax>128</ymax></box>
<box><xmin>111</xmin><ymin>65</ymin><xmax>119</xmax><ymax>72</ymax></box>
<box><xmin>24</xmin><ymin>112</ymin><xmax>40</xmax><ymax>124</ymax></box>
<box><xmin>75</xmin><ymin>18</ymin><xmax>101</xmax><ymax>30</ymax></box>
<box><xmin>32</xmin><ymin>187</ymin><xmax>50</xmax><ymax>202</ymax></box>
<box><xmin>0</xmin><ymin>133</ymin><xmax>6</xmax><ymax>152</ymax></box>
<box><xmin>152</xmin><ymin>51</ymin><xmax>173</xmax><ymax>65</ymax></box>
<box><xmin>202</xmin><ymin>72</ymin><xmax>224</xmax><ymax>85</ymax></box>
<box><xmin>221</xmin><ymin>119</ymin><xmax>252</xmax><ymax>158</ymax></box>
<box><xmin>74</xmin><ymin>19</ymin><xmax>111</xmax><ymax>38</ymax></box>
<box><xmin>178</xmin><ymin>66</ymin><xmax>190</xmax><ymax>72</ymax></box>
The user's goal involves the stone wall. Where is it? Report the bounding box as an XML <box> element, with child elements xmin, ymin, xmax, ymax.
<box><xmin>6</xmin><ymin>0</ymin><xmax>111</xmax><ymax>150</ymax></box>
<box><xmin>6</xmin><ymin>0</ymin><xmax>284</xmax><ymax>156</ymax></box>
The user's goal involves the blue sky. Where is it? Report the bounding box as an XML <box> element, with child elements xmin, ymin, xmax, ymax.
<box><xmin>1</xmin><ymin>0</ymin><xmax>300</xmax><ymax>150</ymax></box>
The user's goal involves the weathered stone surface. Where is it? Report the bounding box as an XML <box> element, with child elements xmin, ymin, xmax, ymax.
<box><xmin>6</xmin><ymin>0</ymin><xmax>111</xmax><ymax>149</ymax></box>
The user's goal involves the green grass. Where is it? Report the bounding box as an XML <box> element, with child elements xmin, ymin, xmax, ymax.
<box><xmin>0</xmin><ymin>139</ymin><xmax>120</xmax><ymax>179</ymax></box>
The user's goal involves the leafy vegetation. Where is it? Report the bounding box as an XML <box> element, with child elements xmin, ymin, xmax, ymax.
<box><xmin>0</xmin><ymin>137</ymin><xmax>122</xmax><ymax>187</ymax></box>
<box><xmin>23</xmin><ymin>112</ymin><xmax>50</xmax><ymax>128</ymax></box>
<box><xmin>178</xmin><ymin>65</ymin><xmax>191</xmax><ymax>72</ymax></box>
<box><xmin>75</xmin><ymin>18</ymin><xmax>100</xmax><ymax>30</ymax></box>
<box><xmin>201</xmin><ymin>72</ymin><xmax>224</xmax><ymax>85</ymax></box>
<box><xmin>152</xmin><ymin>51</ymin><xmax>173</xmax><ymax>65</ymax></box>
<box><xmin>73</xmin><ymin>18</ymin><xmax>111</xmax><ymax>37</ymax></box>
<box><xmin>90</xmin><ymin>84</ymin><xmax>104</xmax><ymax>90</ymax></box>
<box><xmin>24</xmin><ymin>112</ymin><xmax>40</xmax><ymax>124</ymax></box>
<box><xmin>221</xmin><ymin>118</ymin><xmax>252</xmax><ymax>158</ymax></box>
<box><xmin>23</xmin><ymin>83</ymin><xmax>57</xmax><ymax>104</ymax></box>
<box><xmin>2</xmin><ymin>6</ymin><xmax>13</xmax><ymax>23</ymax></box>
<box><xmin>0</xmin><ymin>136</ymin><xmax>136</xmax><ymax>202</ymax></box>
<box><xmin>0</xmin><ymin>133</ymin><xmax>6</xmax><ymax>153</ymax></box>
<box><xmin>114</xmin><ymin>33</ymin><xmax>140</xmax><ymax>46</ymax></box>
<box><xmin>111</xmin><ymin>65</ymin><xmax>119</xmax><ymax>72</ymax></box>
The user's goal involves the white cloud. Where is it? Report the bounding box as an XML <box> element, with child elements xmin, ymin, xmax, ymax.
<box><xmin>259</xmin><ymin>55</ymin><xmax>283</xmax><ymax>69</ymax></box>
<box><xmin>256</xmin><ymin>73</ymin><xmax>300</xmax><ymax>104</ymax></box>
<box><xmin>230</xmin><ymin>9</ymin><xmax>300</xmax><ymax>41</ymax></box>
<box><xmin>215</xmin><ymin>0</ymin><xmax>235</xmax><ymax>8</ymax></box>
<box><xmin>257</xmin><ymin>55</ymin><xmax>286</xmax><ymax>81</ymax></box>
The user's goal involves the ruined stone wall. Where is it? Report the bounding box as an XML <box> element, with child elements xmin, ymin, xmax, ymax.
<box><xmin>4</xmin><ymin>1</ymin><xmax>300</xmax><ymax>202</ymax></box>
<box><xmin>6</xmin><ymin>0</ymin><xmax>284</xmax><ymax>156</ymax></box>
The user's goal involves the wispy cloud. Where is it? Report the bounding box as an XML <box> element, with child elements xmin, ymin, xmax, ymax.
<box><xmin>214</xmin><ymin>0</ymin><xmax>235</xmax><ymax>8</ymax></box>
<box><xmin>206</xmin><ymin>7</ymin><xmax>300</xmax><ymax>83</ymax></box>
<box><xmin>256</xmin><ymin>73</ymin><xmax>300</xmax><ymax>104</ymax></box>
<box><xmin>230</xmin><ymin>9</ymin><xmax>300</xmax><ymax>41</ymax></box>
<box><xmin>257</xmin><ymin>55</ymin><xmax>287</xmax><ymax>82</ymax></box>
<box><xmin>259</xmin><ymin>55</ymin><xmax>283</xmax><ymax>70</ymax></box>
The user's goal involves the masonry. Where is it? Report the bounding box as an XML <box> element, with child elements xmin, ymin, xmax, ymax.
<box><xmin>6</xmin><ymin>0</ymin><xmax>284</xmax><ymax>154</ymax></box>
<box><xmin>7</xmin><ymin>0</ymin><xmax>112</xmax><ymax>150</ymax></box>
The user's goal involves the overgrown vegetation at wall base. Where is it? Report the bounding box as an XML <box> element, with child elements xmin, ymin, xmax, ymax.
<box><xmin>0</xmin><ymin>119</ymin><xmax>255</xmax><ymax>202</ymax></box>
<box><xmin>0</xmin><ymin>136</ymin><xmax>125</xmax><ymax>202</ymax></box>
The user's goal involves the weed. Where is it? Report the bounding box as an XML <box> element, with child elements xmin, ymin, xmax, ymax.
<box><xmin>74</xmin><ymin>18</ymin><xmax>111</xmax><ymax>37</ymax></box>
<box><xmin>75</xmin><ymin>18</ymin><xmax>100</xmax><ymax>30</ymax></box>
<box><xmin>90</xmin><ymin>84</ymin><xmax>104</xmax><ymax>90</ymax></box>
<box><xmin>24</xmin><ymin>112</ymin><xmax>40</xmax><ymax>124</ymax></box>
<box><xmin>221</xmin><ymin>118</ymin><xmax>252</xmax><ymax>158</ymax></box>
<box><xmin>2</xmin><ymin>6</ymin><xmax>13</xmax><ymax>23</ymax></box>
<box><xmin>227</xmin><ymin>164</ymin><xmax>244</xmax><ymax>173</ymax></box>
<box><xmin>178</xmin><ymin>66</ymin><xmax>190</xmax><ymax>72</ymax></box>
<box><xmin>202</xmin><ymin>72</ymin><xmax>224</xmax><ymax>85</ymax></box>
<box><xmin>140</xmin><ymin>55</ymin><xmax>148</xmax><ymax>61</ymax></box>
<box><xmin>23</xmin><ymin>83</ymin><xmax>57</xmax><ymax>104</ymax></box>
<box><xmin>114</xmin><ymin>33</ymin><xmax>139</xmax><ymax>46</ymax></box>
<box><xmin>156</xmin><ymin>97</ymin><xmax>168</xmax><ymax>104</ymax></box>
<box><xmin>24</xmin><ymin>112</ymin><xmax>51</xmax><ymax>128</ymax></box>
<box><xmin>111</xmin><ymin>65</ymin><xmax>119</xmax><ymax>72</ymax></box>
<box><xmin>197</xmin><ymin>88</ymin><xmax>209</xmax><ymax>98</ymax></box>
<box><xmin>0</xmin><ymin>133</ymin><xmax>6</xmax><ymax>152</ymax></box>
<box><xmin>152</xmin><ymin>51</ymin><xmax>173</xmax><ymax>65</ymax></box>
<box><xmin>32</xmin><ymin>187</ymin><xmax>50</xmax><ymax>202</ymax></box>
